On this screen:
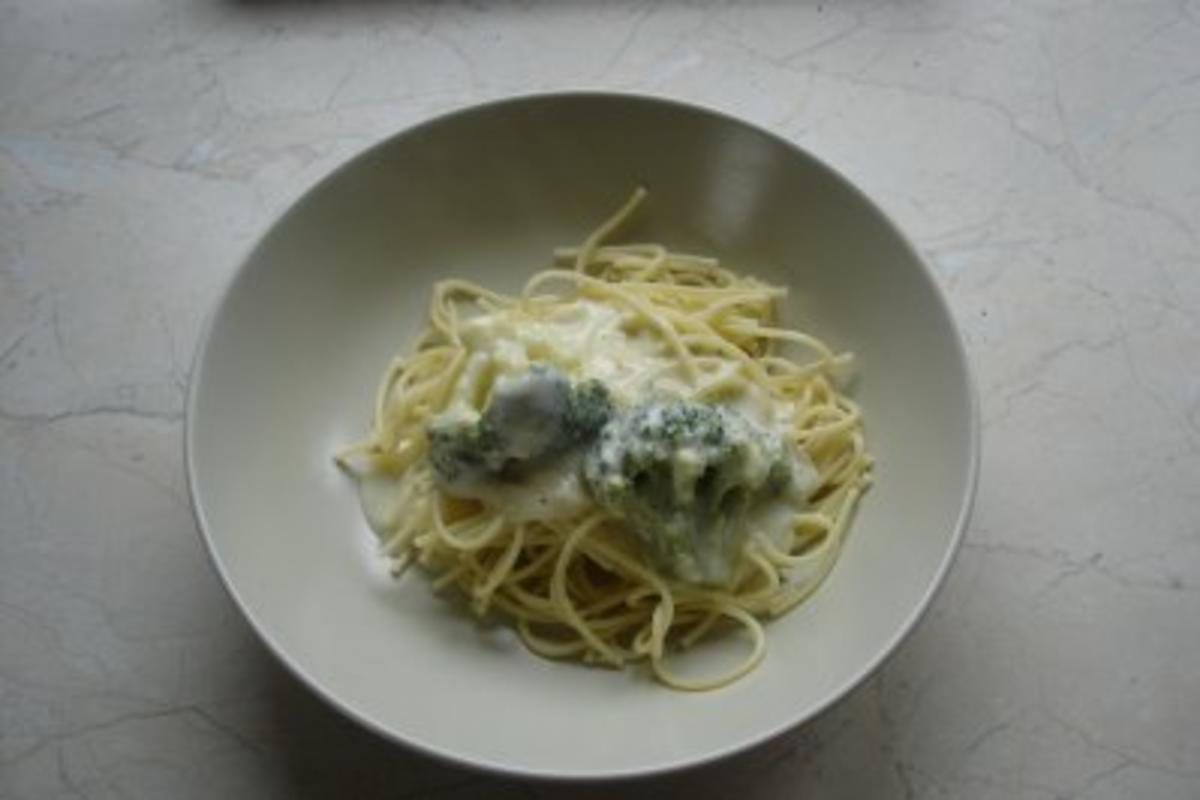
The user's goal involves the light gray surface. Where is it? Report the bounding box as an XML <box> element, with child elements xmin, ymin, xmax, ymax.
<box><xmin>2</xmin><ymin>1</ymin><xmax>1198</xmax><ymax>798</ymax></box>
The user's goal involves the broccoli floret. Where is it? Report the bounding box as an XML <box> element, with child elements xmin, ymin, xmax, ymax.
<box><xmin>428</xmin><ymin>365</ymin><xmax>614</xmax><ymax>491</ymax></box>
<box><xmin>427</xmin><ymin>415</ymin><xmax>504</xmax><ymax>484</ymax></box>
<box><xmin>564</xmin><ymin>379</ymin><xmax>614</xmax><ymax>442</ymax></box>
<box><xmin>582</xmin><ymin>400</ymin><xmax>793</xmax><ymax>585</ymax></box>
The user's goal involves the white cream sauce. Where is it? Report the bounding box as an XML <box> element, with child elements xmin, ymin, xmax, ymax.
<box><xmin>471</xmin><ymin>452</ymin><xmax>593</xmax><ymax>522</ymax></box>
<box><xmin>361</xmin><ymin>297</ymin><xmax>817</xmax><ymax>548</ymax></box>
<box><xmin>451</xmin><ymin>299</ymin><xmax>685</xmax><ymax>412</ymax></box>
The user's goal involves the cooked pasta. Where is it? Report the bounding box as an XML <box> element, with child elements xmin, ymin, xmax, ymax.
<box><xmin>337</xmin><ymin>190</ymin><xmax>871</xmax><ymax>690</ymax></box>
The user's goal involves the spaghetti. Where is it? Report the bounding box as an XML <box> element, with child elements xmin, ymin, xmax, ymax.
<box><xmin>337</xmin><ymin>190</ymin><xmax>872</xmax><ymax>690</ymax></box>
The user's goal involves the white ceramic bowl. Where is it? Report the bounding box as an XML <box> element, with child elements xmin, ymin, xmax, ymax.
<box><xmin>187</xmin><ymin>93</ymin><xmax>978</xmax><ymax>780</ymax></box>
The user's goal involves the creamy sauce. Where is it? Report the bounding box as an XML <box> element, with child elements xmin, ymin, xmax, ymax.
<box><xmin>358</xmin><ymin>470</ymin><xmax>410</xmax><ymax>536</ymax></box>
<box><xmin>746</xmin><ymin>451</ymin><xmax>819</xmax><ymax>549</ymax></box>
<box><xmin>451</xmin><ymin>299</ymin><xmax>797</xmax><ymax>425</ymax></box>
<box><xmin>361</xmin><ymin>298</ymin><xmax>816</xmax><ymax>544</ymax></box>
<box><xmin>453</xmin><ymin>300</ymin><xmax>684</xmax><ymax>412</ymax></box>
<box><xmin>473</xmin><ymin>453</ymin><xmax>592</xmax><ymax>522</ymax></box>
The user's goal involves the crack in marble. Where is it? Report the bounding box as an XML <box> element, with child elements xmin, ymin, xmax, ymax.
<box><xmin>963</xmin><ymin>540</ymin><xmax>1199</xmax><ymax>596</ymax></box>
<box><xmin>0</xmin><ymin>329</ymin><xmax>31</xmax><ymax>367</ymax></box>
<box><xmin>66</xmin><ymin>103</ymin><xmax>127</xmax><ymax>128</ymax></box>
<box><xmin>55</xmin><ymin>431</ymin><xmax>190</xmax><ymax>510</ymax></box>
<box><xmin>983</xmin><ymin>329</ymin><xmax>1132</xmax><ymax>429</ymax></box>
<box><xmin>427</xmin><ymin>22</ymin><xmax>483</xmax><ymax>93</ymax></box>
<box><xmin>1</xmin><ymin>704</ymin><xmax>267</xmax><ymax>771</ymax></box>
<box><xmin>1046</xmin><ymin>708</ymin><xmax>1200</xmax><ymax>781</ymax></box>
<box><xmin>986</xmin><ymin>379</ymin><xmax>1046</xmax><ymax>428</ymax></box>
<box><xmin>1136</xmin><ymin>101</ymin><xmax>1200</xmax><ymax>142</ymax></box>
<box><xmin>961</xmin><ymin>719</ymin><xmax>1013</xmax><ymax>757</ymax></box>
<box><xmin>1134</xmin><ymin>1</ymin><xmax>1200</xmax><ymax>49</ymax></box>
<box><xmin>1016</xmin><ymin>330</ymin><xmax>1125</xmax><ymax>380</ymax></box>
<box><xmin>0</xmin><ymin>403</ymin><xmax>183</xmax><ymax>426</ymax></box>
<box><xmin>1187</xmin><ymin>0</ymin><xmax>1200</xmax><ymax>27</ymax></box>
<box><xmin>0</xmin><ymin>598</ymin><xmax>111</xmax><ymax>684</ymax></box>
<box><xmin>596</xmin><ymin>4</ymin><xmax>657</xmax><ymax>79</ymax></box>
<box><xmin>1059</xmin><ymin>758</ymin><xmax>1135</xmax><ymax>799</ymax></box>
<box><xmin>47</xmin><ymin>297</ymin><xmax>89</xmax><ymax>387</ymax></box>
<box><xmin>785</xmin><ymin>15</ymin><xmax>868</xmax><ymax>64</ymax></box>
<box><xmin>1045</xmin><ymin>35</ymin><xmax>1199</xmax><ymax>248</ymax></box>
<box><xmin>0</xmin><ymin>144</ymin><xmax>90</xmax><ymax>215</ymax></box>
<box><xmin>896</xmin><ymin>760</ymin><xmax>955</xmax><ymax>799</ymax></box>
<box><xmin>1116</xmin><ymin>315</ymin><xmax>1200</xmax><ymax>452</ymax></box>
<box><xmin>1086</xmin><ymin>173</ymin><xmax>1200</xmax><ymax>249</ymax></box>
<box><xmin>54</xmin><ymin>745</ymin><xmax>87</xmax><ymax>800</ymax></box>
<box><xmin>186</xmin><ymin>705</ymin><xmax>267</xmax><ymax>758</ymax></box>
<box><xmin>800</xmin><ymin>60</ymin><xmax>1070</xmax><ymax>168</ymax></box>
<box><xmin>321</xmin><ymin>56</ymin><xmax>365</xmax><ymax>114</ymax></box>
<box><xmin>709</xmin><ymin>8</ymin><xmax>865</xmax><ymax>69</ymax></box>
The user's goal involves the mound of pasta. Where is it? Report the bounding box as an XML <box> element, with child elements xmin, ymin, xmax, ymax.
<box><xmin>337</xmin><ymin>190</ymin><xmax>871</xmax><ymax>690</ymax></box>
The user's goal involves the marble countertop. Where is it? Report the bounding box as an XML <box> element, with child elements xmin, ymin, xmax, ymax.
<box><xmin>3</xmin><ymin>1</ymin><xmax>1199</xmax><ymax>798</ymax></box>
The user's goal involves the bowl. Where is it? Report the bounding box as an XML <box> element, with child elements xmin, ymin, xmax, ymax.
<box><xmin>186</xmin><ymin>93</ymin><xmax>978</xmax><ymax>779</ymax></box>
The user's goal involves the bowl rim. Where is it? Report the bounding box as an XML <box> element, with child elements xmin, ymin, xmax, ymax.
<box><xmin>184</xmin><ymin>90</ymin><xmax>981</xmax><ymax>782</ymax></box>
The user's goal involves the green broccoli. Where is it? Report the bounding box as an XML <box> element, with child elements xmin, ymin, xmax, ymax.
<box><xmin>582</xmin><ymin>400</ymin><xmax>793</xmax><ymax>585</ymax></box>
<box><xmin>427</xmin><ymin>365</ymin><xmax>614</xmax><ymax>490</ymax></box>
<box><xmin>427</xmin><ymin>415</ymin><xmax>505</xmax><ymax>484</ymax></box>
<box><xmin>564</xmin><ymin>379</ymin><xmax>614</xmax><ymax>442</ymax></box>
